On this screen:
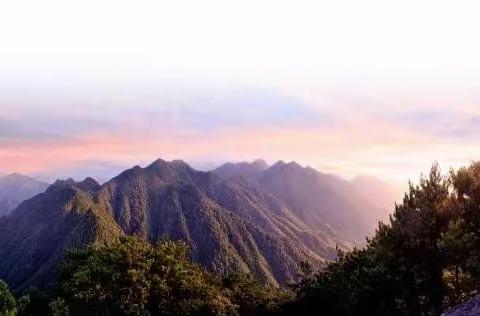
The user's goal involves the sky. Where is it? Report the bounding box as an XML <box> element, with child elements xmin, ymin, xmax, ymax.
<box><xmin>1</xmin><ymin>0</ymin><xmax>480</xmax><ymax>186</ymax></box>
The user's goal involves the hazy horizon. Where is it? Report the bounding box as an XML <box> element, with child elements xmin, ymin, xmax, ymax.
<box><xmin>1</xmin><ymin>1</ymin><xmax>480</xmax><ymax>189</ymax></box>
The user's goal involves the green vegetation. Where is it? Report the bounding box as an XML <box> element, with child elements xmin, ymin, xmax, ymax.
<box><xmin>1</xmin><ymin>236</ymin><xmax>289</xmax><ymax>315</ymax></box>
<box><xmin>58</xmin><ymin>236</ymin><xmax>237</xmax><ymax>315</ymax></box>
<box><xmin>4</xmin><ymin>161</ymin><xmax>480</xmax><ymax>315</ymax></box>
<box><xmin>283</xmin><ymin>162</ymin><xmax>480</xmax><ymax>315</ymax></box>
<box><xmin>0</xmin><ymin>280</ymin><xmax>16</xmax><ymax>315</ymax></box>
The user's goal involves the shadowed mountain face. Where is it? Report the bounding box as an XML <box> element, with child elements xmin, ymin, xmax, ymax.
<box><xmin>214</xmin><ymin>160</ymin><xmax>397</xmax><ymax>241</ymax></box>
<box><xmin>0</xmin><ymin>174</ymin><xmax>49</xmax><ymax>217</ymax></box>
<box><xmin>0</xmin><ymin>178</ymin><xmax>122</xmax><ymax>290</ymax></box>
<box><xmin>0</xmin><ymin>159</ymin><xmax>352</xmax><ymax>291</ymax></box>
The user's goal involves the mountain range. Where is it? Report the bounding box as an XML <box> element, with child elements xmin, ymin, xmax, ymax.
<box><xmin>0</xmin><ymin>174</ymin><xmax>49</xmax><ymax>217</ymax></box>
<box><xmin>213</xmin><ymin>160</ymin><xmax>397</xmax><ymax>241</ymax></box>
<box><xmin>0</xmin><ymin>159</ymin><xmax>397</xmax><ymax>291</ymax></box>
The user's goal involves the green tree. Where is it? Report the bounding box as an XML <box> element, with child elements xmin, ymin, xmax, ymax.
<box><xmin>285</xmin><ymin>163</ymin><xmax>462</xmax><ymax>316</ymax></box>
<box><xmin>58</xmin><ymin>236</ymin><xmax>236</xmax><ymax>316</ymax></box>
<box><xmin>0</xmin><ymin>280</ymin><xmax>16</xmax><ymax>316</ymax></box>
<box><xmin>371</xmin><ymin>163</ymin><xmax>451</xmax><ymax>315</ymax></box>
<box><xmin>221</xmin><ymin>272</ymin><xmax>292</xmax><ymax>315</ymax></box>
<box><xmin>440</xmin><ymin>161</ymin><xmax>480</xmax><ymax>304</ymax></box>
<box><xmin>147</xmin><ymin>239</ymin><xmax>235</xmax><ymax>315</ymax></box>
<box><xmin>282</xmin><ymin>247</ymin><xmax>398</xmax><ymax>315</ymax></box>
<box><xmin>17</xmin><ymin>289</ymin><xmax>52</xmax><ymax>316</ymax></box>
<box><xmin>50</xmin><ymin>298</ymin><xmax>69</xmax><ymax>316</ymax></box>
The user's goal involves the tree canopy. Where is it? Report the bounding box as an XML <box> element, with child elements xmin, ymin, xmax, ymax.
<box><xmin>284</xmin><ymin>162</ymin><xmax>480</xmax><ymax>315</ymax></box>
<box><xmin>0</xmin><ymin>279</ymin><xmax>16</xmax><ymax>316</ymax></box>
<box><xmin>55</xmin><ymin>236</ymin><xmax>288</xmax><ymax>316</ymax></box>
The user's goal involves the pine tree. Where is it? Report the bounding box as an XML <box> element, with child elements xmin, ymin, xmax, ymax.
<box><xmin>0</xmin><ymin>280</ymin><xmax>16</xmax><ymax>316</ymax></box>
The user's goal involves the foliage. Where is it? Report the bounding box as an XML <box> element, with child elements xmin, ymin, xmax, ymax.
<box><xmin>0</xmin><ymin>280</ymin><xmax>16</xmax><ymax>316</ymax></box>
<box><xmin>16</xmin><ymin>289</ymin><xmax>51</xmax><ymax>316</ymax></box>
<box><xmin>285</xmin><ymin>162</ymin><xmax>480</xmax><ymax>315</ymax></box>
<box><xmin>53</xmin><ymin>236</ymin><xmax>292</xmax><ymax>316</ymax></box>
<box><xmin>281</xmin><ymin>247</ymin><xmax>398</xmax><ymax>315</ymax></box>
<box><xmin>56</xmin><ymin>236</ymin><xmax>235</xmax><ymax>315</ymax></box>
<box><xmin>1</xmin><ymin>236</ymin><xmax>292</xmax><ymax>316</ymax></box>
<box><xmin>221</xmin><ymin>272</ymin><xmax>293</xmax><ymax>315</ymax></box>
<box><xmin>49</xmin><ymin>298</ymin><xmax>69</xmax><ymax>316</ymax></box>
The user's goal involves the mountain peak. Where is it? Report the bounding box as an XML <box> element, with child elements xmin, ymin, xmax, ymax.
<box><xmin>2</xmin><ymin>173</ymin><xmax>39</xmax><ymax>183</ymax></box>
<box><xmin>270</xmin><ymin>160</ymin><xmax>303</xmax><ymax>171</ymax></box>
<box><xmin>78</xmin><ymin>177</ymin><xmax>101</xmax><ymax>192</ymax></box>
<box><xmin>82</xmin><ymin>176</ymin><xmax>98</xmax><ymax>183</ymax></box>
<box><xmin>251</xmin><ymin>159</ymin><xmax>269</xmax><ymax>170</ymax></box>
<box><xmin>272</xmin><ymin>160</ymin><xmax>286</xmax><ymax>167</ymax></box>
<box><xmin>147</xmin><ymin>158</ymin><xmax>169</xmax><ymax>169</ymax></box>
<box><xmin>286</xmin><ymin>161</ymin><xmax>302</xmax><ymax>168</ymax></box>
<box><xmin>143</xmin><ymin>159</ymin><xmax>177</xmax><ymax>178</ymax></box>
<box><xmin>213</xmin><ymin>159</ymin><xmax>269</xmax><ymax>182</ymax></box>
<box><xmin>4</xmin><ymin>173</ymin><xmax>25</xmax><ymax>179</ymax></box>
<box><xmin>170</xmin><ymin>159</ymin><xmax>191</xmax><ymax>169</ymax></box>
<box><xmin>51</xmin><ymin>179</ymin><xmax>74</xmax><ymax>187</ymax></box>
<box><xmin>48</xmin><ymin>177</ymin><xmax>100</xmax><ymax>193</ymax></box>
<box><xmin>0</xmin><ymin>174</ymin><xmax>49</xmax><ymax>217</ymax></box>
<box><xmin>108</xmin><ymin>159</ymin><xmax>194</xmax><ymax>185</ymax></box>
<box><xmin>48</xmin><ymin>179</ymin><xmax>77</xmax><ymax>193</ymax></box>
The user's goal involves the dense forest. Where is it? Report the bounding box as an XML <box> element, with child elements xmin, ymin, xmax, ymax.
<box><xmin>2</xmin><ymin>161</ymin><xmax>480</xmax><ymax>315</ymax></box>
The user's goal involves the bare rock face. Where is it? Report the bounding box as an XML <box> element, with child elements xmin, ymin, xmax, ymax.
<box><xmin>443</xmin><ymin>296</ymin><xmax>480</xmax><ymax>316</ymax></box>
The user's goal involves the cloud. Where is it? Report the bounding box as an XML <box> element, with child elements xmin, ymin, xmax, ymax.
<box><xmin>0</xmin><ymin>86</ymin><xmax>326</xmax><ymax>141</ymax></box>
<box><xmin>1</xmin><ymin>81</ymin><xmax>479</xmax><ymax>185</ymax></box>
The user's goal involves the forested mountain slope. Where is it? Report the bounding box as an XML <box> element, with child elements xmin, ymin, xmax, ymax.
<box><xmin>0</xmin><ymin>159</ymin><xmax>360</xmax><ymax>291</ymax></box>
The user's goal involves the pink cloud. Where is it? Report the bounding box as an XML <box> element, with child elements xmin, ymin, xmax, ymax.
<box><xmin>1</xmin><ymin>116</ymin><xmax>478</xmax><ymax>187</ymax></box>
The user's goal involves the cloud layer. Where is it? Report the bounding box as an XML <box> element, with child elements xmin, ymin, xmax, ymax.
<box><xmin>2</xmin><ymin>0</ymin><xmax>480</xmax><ymax>184</ymax></box>
<box><xmin>1</xmin><ymin>78</ymin><xmax>479</xmax><ymax>187</ymax></box>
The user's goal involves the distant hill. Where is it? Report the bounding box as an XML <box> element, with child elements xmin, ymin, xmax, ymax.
<box><xmin>0</xmin><ymin>174</ymin><xmax>49</xmax><ymax>217</ymax></box>
<box><xmin>0</xmin><ymin>159</ymin><xmax>351</xmax><ymax>291</ymax></box>
<box><xmin>214</xmin><ymin>160</ymin><xmax>398</xmax><ymax>241</ymax></box>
